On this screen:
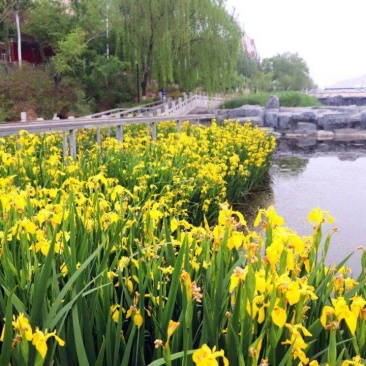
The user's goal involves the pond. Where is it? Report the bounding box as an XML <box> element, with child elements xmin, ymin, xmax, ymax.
<box><xmin>241</xmin><ymin>139</ymin><xmax>366</xmax><ymax>276</ymax></box>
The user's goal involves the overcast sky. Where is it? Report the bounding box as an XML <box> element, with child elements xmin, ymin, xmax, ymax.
<box><xmin>225</xmin><ymin>0</ymin><xmax>366</xmax><ymax>89</ymax></box>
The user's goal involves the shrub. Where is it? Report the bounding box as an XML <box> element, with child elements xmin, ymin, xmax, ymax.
<box><xmin>222</xmin><ymin>91</ymin><xmax>321</xmax><ymax>109</ymax></box>
<box><xmin>0</xmin><ymin>64</ymin><xmax>92</xmax><ymax>121</ymax></box>
<box><xmin>83</xmin><ymin>56</ymin><xmax>134</xmax><ymax>110</ymax></box>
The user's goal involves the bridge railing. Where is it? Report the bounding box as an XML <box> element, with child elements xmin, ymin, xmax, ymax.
<box><xmin>307</xmin><ymin>87</ymin><xmax>366</xmax><ymax>96</ymax></box>
<box><xmin>0</xmin><ymin>113</ymin><xmax>216</xmax><ymax>160</ymax></box>
<box><xmin>79</xmin><ymin>99</ymin><xmax>167</xmax><ymax>119</ymax></box>
<box><xmin>75</xmin><ymin>91</ymin><xmax>226</xmax><ymax>120</ymax></box>
<box><xmin>4</xmin><ymin>90</ymin><xmax>229</xmax><ymax>159</ymax></box>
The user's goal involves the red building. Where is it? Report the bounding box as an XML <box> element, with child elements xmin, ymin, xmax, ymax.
<box><xmin>4</xmin><ymin>36</ymin><xmax>53</xmax><ymax>64</ymax></box>
<box><xmin>241</xmin><ymin>33</ymin><xmax>257</xmax><ymax>59</ymax></box>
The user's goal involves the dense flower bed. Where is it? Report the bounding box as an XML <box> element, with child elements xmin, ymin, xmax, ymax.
<box><xmin>0</xmin><ymin>121</ymin><xmax>363</xmax><ymax>365</ymax></box>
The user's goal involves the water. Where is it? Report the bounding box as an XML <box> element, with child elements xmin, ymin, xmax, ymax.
<box><xmin>242</xmin><ymin>139</ymin><xmax>366</xmax><ymax>276</ymax></box>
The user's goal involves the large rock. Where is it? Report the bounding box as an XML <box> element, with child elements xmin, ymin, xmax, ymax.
<box><xmin>228</xmin><ymin>105</ymin><xmax>264</xmax><ymax>119</ymax></box>
<box><xmin>347</xmin><ymin>113</ymin><xmax>363</xmax><ymax>128</ymax></box>
<box><xmin>360</xmin><ymin>110</ymin><xmax>366</xmax><ymax>128</ymax></box>
<box><xmin>292</xmin><ymin>110</ymin><xmax>318</xmax><ymax>122</ymax></box>
<box><xmin>264</xmin><ymin>110</ymin><xmax>279</xmax><ymax>128</ymax></box>
<box><xmin>293</xmin><ymin>122</ymin><xmax>317</xmax><ymax>135</ymax></box>
<box><xmin>235</xmin><ymin>116</ymin><xmax>264</xmax><ymax>127</ymax></box>
<box><xmin>318</xmin><ymin>112</ymin><xmax>350</xmax><ymax>130</ymax></box>
<box><xmin>218</xmin><ymin>104</ymin><xmax>366</xmax><ymax>133</ymax></box>
<box><xmin>278</xmin><ymin>113</ymin><xmax>293</xmax><ymax>130</ymax></box>
<box><xmin>265</xmin><ymin>95</ymin><xmax>280</xmax><ymax>109</ymax></box>
<box><xmin>337</xmin><ymin>105</ymin><xmax>359</xmax><ymax>114</ymax></box>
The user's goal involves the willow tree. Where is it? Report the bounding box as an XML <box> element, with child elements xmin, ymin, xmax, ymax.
<box><xmin>118</xmin><ymin>0</ymin><xmax>242</xmax><ymax>92</ymax></box>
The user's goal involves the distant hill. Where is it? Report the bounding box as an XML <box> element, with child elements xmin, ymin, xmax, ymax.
<box><xmin>329</xmin><ymin>74</ymin><xmax>366</xmax><ymax>88</ymax></box>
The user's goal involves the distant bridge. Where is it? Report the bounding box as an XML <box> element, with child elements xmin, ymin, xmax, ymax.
<box><xmin>307</xmin><ymin>88</ymin><xmax>366</xmax><ymax>106</ymax></box>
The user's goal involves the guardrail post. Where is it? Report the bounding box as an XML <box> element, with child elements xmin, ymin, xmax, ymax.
<box><xmin>69</xmin><ymin>129</ymin><xmax>76</xmax><ymax>159</ymax></box>
<box><xmin>63</xmin><ymin>131</ymin><xmax>68</xmax><ymax>159</ymax></box>
<box><xmin>177</xmin><ymin>119</ymin><xmax>182</xmax><ymax>132</ymax></box>
<box><xmin>116</xmin><ymin>125</ymin><xmax>123</xmax><ymax>141</ymax></box>
<box><xmin>151</xmin><ymin>122</ymin><xmax>157</xmax><ymax>141</ymax></box>
<box><xmin>97</xmin><ymin>127</ymin><xmax>101</xmax><ymax>147</ymax></box>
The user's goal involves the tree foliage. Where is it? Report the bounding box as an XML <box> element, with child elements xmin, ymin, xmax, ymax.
<box><xmin>261</xmin><ymin>52</ymin><xmax>316</xmax><ymax>91</ymax></box>
<box><xmin>50</xmin><ymin>28</ymin><xmax>87</xmax><ymax>76</ymax></box>
<box><xmin>118</xmin><ymin>0</ymin><xmax>242</xmax><ymax>91</ymax></box>
<box><xmin>22</xmin><ymin>0</ymin><xmax>73</xmax><ymax>53</ymax></box>
<box><xmin>0</xmin><ymin>0</ymin><xmax>16</xmax><ymax>23</ymax></box>
<box><xmin>84</xmin><ymin>55</ymin><xmax>134</xmax><ymax>109</ymax></box>
<box><xmin>0</xmin><ymin>0</ymin><xmax>318</xmax><ymax>115</ymax></box>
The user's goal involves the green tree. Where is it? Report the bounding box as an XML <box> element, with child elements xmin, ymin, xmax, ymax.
<box><xmin>0</xmin><ymin>0</ymin><xmax>31</xmax><ymax>65</ymax></box>
<box><xmin>84</xmin><ymin>55</ymin><xmax>133</xmax><ymax>109</ymax></box>
<box><xmin>50</xmin><ymin>28</ymin><xmax>87</xmax><ymax>77</ymax></box>
<box><xmin>22</xmin><ymin>0</ymin><xmax>73</xmax><ymax>59</ymax></box>
<box><xmin>4</xmin><ymin>0</ymin><xmax>246</xmax><ymax>111</ymax></box>
<box><xmin>118</xmin><ymin>0</ymin><xmax>242</xmax><ymax>92</ymax></box>
<box><xmin>261</xmin><ymin>52</ymin><xmax>316</xmax><ymax>91</ymax></box>
<box><xmin>0</xmin><ymin>0</ymin><xmax>16</xmax><ymax>23</ymax></box>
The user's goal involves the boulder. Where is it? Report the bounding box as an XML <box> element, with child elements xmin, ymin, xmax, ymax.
<box><xmin>318</xmin><ymin>113</ymin><xmax>350</xmax><ymax>131</ymax></box>
<box><xmin>292</xmin><ymin>109</ymin><xmax>318</xmax><ymax>122</ymax></box>
<box><xmin>264</xmin><ymin>110</ymin><xmax>279</xmax><ymax>128</ymax></box>
<box><xmin>228</xmin><ymin>105</ymin><xmax>264</xmax><ymax>119</ymax></box>
<box><xmin>337</xmin><ymin>105</ymin><xmax>359</xmax><ymax>114</ymax></box>
<box><xmin>235</xmin><ymin>116</ymin><xmax>264</xmax><ymax>127</ymax></box>
<box><xmin>265</xmin><ymin>95</ymin><xmax>280</xmax><ymax>109</ymax></box>
<box><xmin>349</xmin><ymin>113</ymin><xmax>362</xmax><ymax>123</ymax></box>
<box><xmin>360</xmin><ymin>110</ymin><xmax>366</xmax><ymax>128</ymax></box>
<box><xmin>260</xmin><ymin>127</ymin><xmax>281</xmax><ymax>139</ymax></box>
<box><xmin>293</xmin><ymin>122</ymin><xmax>317</xmax><ymax>136</ymax></box>
<box><xmin>278</xmin><ymin>113</ymin><xmax>293</xmax><ymax>130</ymax></box>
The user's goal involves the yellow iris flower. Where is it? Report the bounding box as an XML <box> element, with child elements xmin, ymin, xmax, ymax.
<box><xmin>192</xmin><ymin>344</ymin><xmax>229</xmax><ymax>366</ymax></box>
<box><xmin>32</xmin><ymin>327</ymin><xmax>65</xmax><ymax>359</ymax></box>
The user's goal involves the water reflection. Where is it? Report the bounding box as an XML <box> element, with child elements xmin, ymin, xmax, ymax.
<box><xmin>245</xmin><ymin>139</ymin><xmax>366</xmax><ymax>276</ymax></box>
<box><xmin>274</xmin><ymin>156</ymin><xmax>309</xmax><ymax>176</ymax></box>
<box><xmin>276</xmin><ymin>138</ymin><xmax>366</xmax><ymax>157</ymax></box>
<box><xmin>235</xmin><ymin>185</ymin><xmax>274</xmax><ymax>230</ymax></box>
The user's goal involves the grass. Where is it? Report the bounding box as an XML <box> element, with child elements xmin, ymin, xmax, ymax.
<box><xmin>221</xmin><ymin>91</ymin><xmax>321</xmax><ymax>109</ymax></box>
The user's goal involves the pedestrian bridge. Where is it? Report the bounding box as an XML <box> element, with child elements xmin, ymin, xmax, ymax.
<box><xmin>307</xmin><ymin>88</ymin><xmax>366</xmax><ymax>106</ymax></box>
<box><xmin>79</xmin><ymin>91</ymin><xmax>224</xmax><ymax>120</ymax></box>
<box><xmin>1</xmin><ymin>91</ymin><xmax>227</xmax><ymax>159</ymax></box>
<box><xmin>308</xmin><ymin>87</ymin><xmax>366</xmax><ymax>98</ymax></box>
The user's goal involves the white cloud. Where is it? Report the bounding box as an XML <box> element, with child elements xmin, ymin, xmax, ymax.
<box><xmin>226</xmin><ymin>0</ymin><xmax>366</xmax><ymax>88</ymax></box>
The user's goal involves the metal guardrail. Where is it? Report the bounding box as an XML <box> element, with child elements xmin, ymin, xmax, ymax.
<box><xmin>0</xmin><ymin>113</ymin><xmax>215</xmax><ymax>159</ymax></box>
<box><xmin>76</xmin><ymin>91</ymin><xmax>225</xmax><ymax>120</ymax></box>
<box><xmin>1</xmin><ymin>91</ymin><xmax>227</xmax><ymax>160</ymax></box>
<box><xmin>78</xmin><ymin>99</ymin><xmax>167</xmax><ymax>119</ymax></box>
<box><xmin>308</xmin><ymin>87</ymin><xmax>366</xmax><ymax>95</ymax></box>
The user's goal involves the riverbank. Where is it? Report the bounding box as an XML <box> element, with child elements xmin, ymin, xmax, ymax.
<box><xmin>218</xmin><ymin>94</ymin><xmax>366</xmax><ymax>133</ymax></box>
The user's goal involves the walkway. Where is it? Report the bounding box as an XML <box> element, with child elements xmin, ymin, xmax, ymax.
<box><xmin>77</xmin><ymin>91</ymin><xmax>224</xmax><ymax>120</ymax></box>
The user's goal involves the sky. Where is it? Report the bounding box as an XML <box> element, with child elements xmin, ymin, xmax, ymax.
<box><xmin>225</xmin><ymin>0</ymin><xmax>366</xmax><ymax>89</ymax></box>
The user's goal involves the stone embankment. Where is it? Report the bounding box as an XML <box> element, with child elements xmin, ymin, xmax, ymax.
<box><xmin>217</xmin><ymin>95</ymin><xmax>366</xmax><ymax>140</ymax></box>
